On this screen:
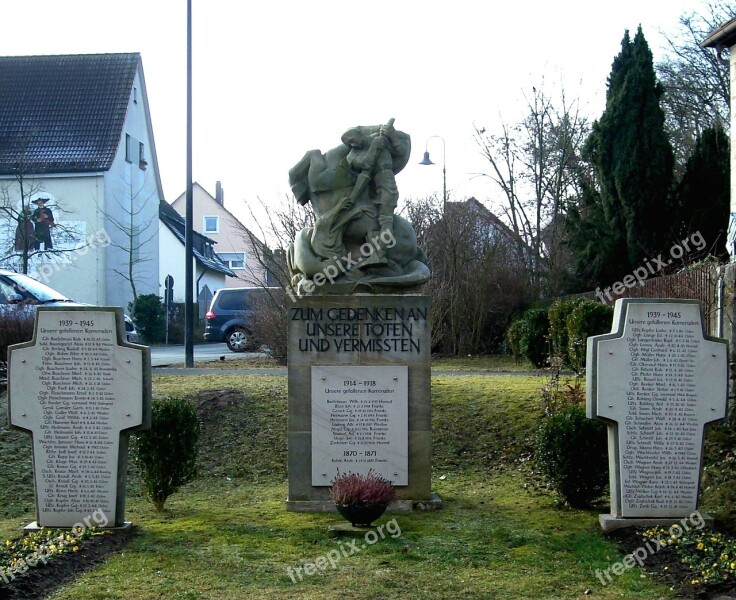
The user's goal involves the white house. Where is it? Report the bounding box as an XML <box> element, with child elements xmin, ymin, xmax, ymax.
<box><xmin>158</xmin><ymin>200</ymin><xmax>235</xmax><ymax>308</ymax></box>
<box><xmin>0</xmin><ymin>53</ymin><xmax>161</xmax><ymax>310</ymax></box>
<box><xmin>171</xmin><ymin>182</ymin><xmax>270</xmax><ymax>288</ymax></box>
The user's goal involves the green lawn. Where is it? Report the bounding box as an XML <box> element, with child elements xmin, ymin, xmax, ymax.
<box><xmin>0</xmin><ymin>371</ymin><xmax>677</xmax><ymax>599</ymax></box>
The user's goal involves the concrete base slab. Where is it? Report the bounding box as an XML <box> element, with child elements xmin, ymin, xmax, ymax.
<box><xmin>599</xmin><ymin>513</ymin><xmax>713</xmax><ymax>533</ymax></box>
<box><xmin>286</xmin><ymin>493</ymin><xmax>443</xmax><ymax>513</ymax></box>
<box><xmin>327</xmin><ymin>522</ymin><xmax>378</xmax><ymax>537</ymax></box>
<box><xmin>23</xmin><ymin>521</ymin><xmax>133</xmax><ymax>532</ymax></box>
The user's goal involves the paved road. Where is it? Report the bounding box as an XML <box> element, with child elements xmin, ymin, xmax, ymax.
<box><xmin>149</xmin><ymin>343</ymin><xmax>263</xmax><ymax>367</ymax></box>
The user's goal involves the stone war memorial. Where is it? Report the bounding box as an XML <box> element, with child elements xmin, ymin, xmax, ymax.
<box><xmin>7</xmin><ymin>307</ymin><xmax>151</xmax><ymax>529</ymax></box>
<box><xmin>587</xmin><ymin>298</ymin><xmax>728</xmax><ymax>532</ymax></box>
<box><xmin>285</xmin><ymin>118</ymin><xmax>440</xmax><ymax>511</ymax></box>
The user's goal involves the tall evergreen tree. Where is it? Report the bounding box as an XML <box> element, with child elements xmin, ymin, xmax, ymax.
<box><xmin>675</xmin><ymin>125</ymin><xmax>730</xmax><ymax>260</ymax></box>
<box><xmin>568</xmin><ymin>27</ymin><xmax>676</xmax><ymax>286</ymax></box>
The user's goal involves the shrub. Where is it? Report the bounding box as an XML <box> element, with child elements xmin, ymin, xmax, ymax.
<box><xmin>518</xmin><ymin>308</ymin><xmax>550</xmax><ymax>368</ymax></box>
<box><xmin>165</xmin><ymin>303</ymin><xmax>205</xmax><ymax>345</ymax></box>
<box><xmin>0</xmin><ymin>306</ymin><xmax>34</xmax><ymax>359</ymax></box>
<box><xmin>536</xmin><ymin>404</ymin><xmax>608</xmax><ymax>508</ymax></box>
<box><xmin>566</xmin><ymin>300</ymin><xmax>613</xmax><ymax>374</ymax></box>
<box><xmin>702</xmin><ymin>417</ymin><xmax>736</xmax><ymax>532</ymax></box>
<box><xmin>504</xmin><ymin>318</ymin><xmax>525</xmax><ymax>364</ymax></box>
<box><xmin>249</xmin><ymin>288</ymin><xmax>288</xmax><ymax>364</ymax></box>
<box><xmin>131</xmin><ymin>396</ymin><xmax>200</xmax><ymax>511</ymax></box>
<box><xmin>547</xmin><ymin>298</ymin><xmax>584</xmax><ymax>367</ymax></box>
<box><xmin>129</xmin><ymin>294</ymin><xmax>166</xmax><ymax>344</ymax></box>
<box><xmin>329</xmin><ymin>469</ymin><xmax>397</xmax><ymax>506</ymax></box>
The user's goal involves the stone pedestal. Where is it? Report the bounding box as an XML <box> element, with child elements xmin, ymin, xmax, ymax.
<box><xmin>286</xmin><ymin>294</ymin><xmax>438</xmax><ymax>511</ymax></box>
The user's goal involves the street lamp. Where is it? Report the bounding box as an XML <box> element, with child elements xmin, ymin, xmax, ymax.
<box><xmin>419</xmin><ymin>135</ymin><xmax>446</xmax><ymax>206</ymax></box>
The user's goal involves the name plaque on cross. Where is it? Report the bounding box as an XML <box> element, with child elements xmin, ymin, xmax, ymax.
<box><xmin>8</xmin><ymin>307</ymin><xmax>151</xmax><ymax>528</ymax></box>
<box><xmin>587</xmin><ymin>299</ymin><xmax>728</xmax><ymax>520</ymax></box>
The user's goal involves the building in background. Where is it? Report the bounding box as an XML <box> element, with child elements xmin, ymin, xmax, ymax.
<box><xmin>158</xmin><ymin>200</ymin><xmax>234</xmax><ymax>313</ymax></box>
<box><xmin>0</xmin><ymin>53</ymin><xmax>161</xmax><ymax>309</ymax></box>
<box><xmin>171</xmin><ymin>182</ymin><xmax>270</xmax><ymax>288</ymax></box>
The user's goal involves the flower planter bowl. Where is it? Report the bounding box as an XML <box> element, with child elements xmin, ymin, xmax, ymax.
<box><xmin>335</xmin><ymin>503</ymin><xmax>388</xmax><ymax>527</ymax></box>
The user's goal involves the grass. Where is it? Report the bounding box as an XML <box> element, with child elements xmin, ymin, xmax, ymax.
<box><xmin>0</xmin><ymin>368</ymin><xmax>680</xmax><ymax>598</ymax></box>
<box><xmin>158</xmin><ymin>353</ymin><xmax>537</xmax><ymax>373</ymax></box>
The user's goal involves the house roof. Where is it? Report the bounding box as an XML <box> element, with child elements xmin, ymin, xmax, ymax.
<box><xmin>172</xmin><ymin>182</ymin><xmax>269</xmax><ymax>253</ymax></box>
<box><xmin>159</xmin><ymin>201</ymin><xmax>236</xmax><ymax>277</ymax></box>
<box><xmin>702</xmin><ymin>17</ymin><xmax>736</xmax><ymax>49</ymax></box>
<box><xmin>0</xmin><ymin>53</ymin><xmax>140</xmax><ymax>174</ymax></box>
<box><xmin>446</xmin><ymin>197</ymin><xmax>520</xmax><ymax>241</ymax></box>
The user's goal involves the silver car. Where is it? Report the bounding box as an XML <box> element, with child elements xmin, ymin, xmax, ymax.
<box><xmin>0</xmin><ymin>269</ymin><xmax>138</xmax><ymax>343</ymax></box>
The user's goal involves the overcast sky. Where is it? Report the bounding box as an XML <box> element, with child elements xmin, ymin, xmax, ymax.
<box><xmin>2</xmin><ymin>0</ymin><xmax>711</xmax><ymax>227</ymax></box>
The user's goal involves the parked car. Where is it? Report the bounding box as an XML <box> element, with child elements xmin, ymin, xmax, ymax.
<box><xmin>0</xmin><ymin>269</ymin><xmax>138</xmax><ymax>343</ymax></box>
<box><xmin>204</xmin><ymin>286</ymin><xmax>280</xmax><ymax>352</ymax></box>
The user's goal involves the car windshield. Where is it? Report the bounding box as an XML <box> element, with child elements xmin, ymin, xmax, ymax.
<box><xmin>5</xmin><ymin>272</ymin><xmax>72</xmax><ymax>303</ymax></box>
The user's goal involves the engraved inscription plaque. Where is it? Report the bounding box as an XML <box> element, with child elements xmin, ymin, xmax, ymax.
<box><xmin>8</xmin><ymin>307</ymin><xmax>150</xmax><ymax>527</ymax></box>
<box><xmin>588</xmin><ymin>299</ymin><xmax>728</xmax><ymax>519</ymax></box>
<box><xmin>312</xmin><ymin>365</ymin><xmax>408</xmax><ymax>486</ymax></box>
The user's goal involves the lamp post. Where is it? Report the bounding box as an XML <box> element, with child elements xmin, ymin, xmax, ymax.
<box><xmin>419</xmin><ymin>135</ymin><xmax>446</xmax><ymax>207</ymax></box>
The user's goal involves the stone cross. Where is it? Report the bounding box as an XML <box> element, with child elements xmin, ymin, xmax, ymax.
<box><xmin>8</xmin><ymin>307</ymin><xmax>151</xmax><ymax>528</ymax></box>
<box><xmin>587</xmin><ymin>299</ymin><xmax>728</xmax><ymax>528</ymax></box>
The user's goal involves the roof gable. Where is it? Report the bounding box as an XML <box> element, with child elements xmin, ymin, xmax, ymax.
<box><xmin>159</xmin><ymin>200</ymin><xmax>235</xmax><ymax>277</ymax></box>
<box><xmin>0</xmin><ymin>53</ymin><xmax>139</xmax><ymax>174</ymax></box>
<box><xmin>172</xmin><ymin>182</ymin><xmax>269</xmax><ymax>252</ymax></box>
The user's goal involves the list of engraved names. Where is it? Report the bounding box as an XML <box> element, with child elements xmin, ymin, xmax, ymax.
<box><xmin>36</xmin><ymin>318</ymin><xmax>118</xmax><ymax>516</ymax></box>
<box><xmin>622</xmin><ymin>310</ymin><xmax>701</xmax><ymax>512</ymax></box>
<box><xmin>311</xmin><ymin>366</ymin><xmax>408</xmax><ymax>485</ymax></box>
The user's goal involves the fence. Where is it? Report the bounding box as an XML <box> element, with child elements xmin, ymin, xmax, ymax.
<box><xmin>563</xmin><ymin>265</ymin><xmax>723</xmax><ymax>337</ymax></box>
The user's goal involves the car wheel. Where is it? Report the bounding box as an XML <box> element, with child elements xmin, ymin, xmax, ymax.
<box><xmin>226</xmin><ymin>327</ymin><xmax>251</xmax><ymax>352</ymax></box>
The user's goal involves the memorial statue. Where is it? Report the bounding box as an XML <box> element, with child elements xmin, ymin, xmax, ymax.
<box><xmin>288</xmin><ymin>119</ymin><xmax>430</xmax><ymax>295</ymax></box>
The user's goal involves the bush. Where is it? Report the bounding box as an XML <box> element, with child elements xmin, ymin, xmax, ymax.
<box><xmin>547</xmin><ymin>298</ymin><xmax>584</xmax><ymax>367</ymax></box>
<box><xmin>0</xmin><ymin>307</ymin><xmax>34</xmax><ymax>362</ymax></box>
<box><xmin>165</xmin><ymin>303</ymin><xmax>205</xmax><ymax>345</ymax></box>
<box><xmin>130</xmin><ymin>294</ymin><xmax>166</xmax><ymax>344</ymax></box>
<box><xmin>566</xmin><ymin>300</ymin><xmax>613</xmax><ymax>373</ymax></box>
<box><xmin>504</xmin><ymin>318</ymin><xmax>525</xmax><ymax>364</ymax></box>
<box><xmin>518</xmin><ymin>308</ymin><xmax>550</xmax><ymax>368</ymax></box>
<box><xmin>131</xmin><ymin>396</ymin><xmax>200</xmax><ymax>511</ymax></box>
<box><xmin>536</xmin><ymin>404</ymin><xmax>608</xmax><ymax>508</ymax></box>
<box><xmin>249</xmin><ymin>288</ymin><xmax>288</xmax><ymax>364</ymax></box>
<box><xmin>702</xmin><ymin>417</ymin><xmax>736</xmax><ymax>533</ymax></box>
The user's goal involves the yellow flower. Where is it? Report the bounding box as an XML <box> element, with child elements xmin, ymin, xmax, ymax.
<box><xmin>697</xmin><ymin>542</ymin><xmax>705</xmax><ymax>551</ymax></box>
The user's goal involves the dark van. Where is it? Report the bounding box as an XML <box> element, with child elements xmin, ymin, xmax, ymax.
<box><xmin>204</xmin><ymin>287</ymin><xmax>279</xmax><ymax>352</ymax></box>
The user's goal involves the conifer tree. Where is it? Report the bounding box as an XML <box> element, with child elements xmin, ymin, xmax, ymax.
<box><xmin>568</xmin><ymin>27</ymin><xmax>676</xmax><ymax>285</ymax></box>
<box><xmin>675</xmin><ymin>125</ymin><xmax>729</xmax><ymax>260</ymax></box>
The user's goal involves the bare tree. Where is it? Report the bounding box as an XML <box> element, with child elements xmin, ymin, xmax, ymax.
<box><xmin>235</xmin><ymin>196</ymin><xmax>315</xmax><ymax>363</ymax></box>
<box><xmin>406</xmin><ymin>195</ymin><xmax>531</xmax><ymax>355</ymax></box>
<box><xmin>101</xmin><ymin>177</ymin><xmax>158</xmax><ymax>301</ymax></box>
<box><xmin>473</xmin><ymin>83</ymin><xmax>590</xmax><ymax>296</ymax></box>
<box><xmin>657</xmin><ymin>1</ymin><xmax>735</xmax><ymax>173</ymax></box>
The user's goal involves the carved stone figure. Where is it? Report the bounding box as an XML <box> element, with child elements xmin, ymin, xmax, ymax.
<box><xmin>288</xmin><ymin>119</ymin><xmax>430</xmax><ymax>295</ymax></box>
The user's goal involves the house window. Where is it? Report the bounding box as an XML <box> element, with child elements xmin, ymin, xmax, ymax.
<box><xmin>139</xmin><ymin>142</ymin><xmax>147</xmax><ymax>169</ymax></box>
<box><xmin>125</xmin><ymin>133</ymin><xmax>146</xmax><ymax>169</ymax></box>
<box><xmin>203</xmin><ymin>216</ymin><xmax>219</xmax><ymax>233</ymax></box>
<box><xmin>218</xmin><ymin>252</ymin><xmax>245</xmax><ymax>269</ymax></box>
